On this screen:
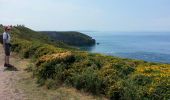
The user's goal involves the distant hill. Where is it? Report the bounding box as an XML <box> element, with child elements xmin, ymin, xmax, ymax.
<box><xmin>39</xmin><ymin>31</ymin><xmax>96</xmax><ymax>46</ymax></box>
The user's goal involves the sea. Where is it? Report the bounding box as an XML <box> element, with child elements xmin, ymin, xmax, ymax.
<box><xmin>80</xmin><ymin>32</ymin><xmax>170</xmax><ymax>64</ymax></box>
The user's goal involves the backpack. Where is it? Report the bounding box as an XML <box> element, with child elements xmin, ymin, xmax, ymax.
<box><xmin>0</xmin><ymin>34</ymin><xmax>3</xmax><ymax>44</ymax></box>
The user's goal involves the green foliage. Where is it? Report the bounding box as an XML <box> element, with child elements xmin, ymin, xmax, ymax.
<box><xmin>1</xmin><ymin>25</ymin><xmax>169</xmax><ymax>99</ymax></box>
<box><xmin>133</xmin><ymin>75</ymin><xmax>152</xmax><ymax>86</ymax></box>
<box><xmin>11</xmin><ymin>38</ymin><xmax>65</xmax><ymax>59</ymax></box>
<box><xmin>71</xmin><ymin>67</ymin><xmax>102</xmax><ymax>94</ymax></box>
<box><xmin>0</xmin><ymin>25</ymin><xmax>3</xmax><ymax>33</ymax></box>
<box><xmin>152</xmin><ymin>79</ymin><xmax>170</xmax><ymax>100</ymax></box>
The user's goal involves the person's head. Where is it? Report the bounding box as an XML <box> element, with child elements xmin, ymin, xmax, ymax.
<box><xmin>4</xmin><ymin>26</ymin><xmax>12</xmax><ymax>32</ymax></box>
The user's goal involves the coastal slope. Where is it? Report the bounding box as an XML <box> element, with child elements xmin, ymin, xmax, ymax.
<box><xmin>0</xmin><ymin>25</ymin><xmax>169</xmax><ymax>100</ymax></box>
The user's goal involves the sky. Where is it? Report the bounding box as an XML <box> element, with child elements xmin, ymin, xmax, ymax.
<box><xmin>0</xmin><ymin>0</ymin><xmax>170</xmax><ymax>31</ymax></box>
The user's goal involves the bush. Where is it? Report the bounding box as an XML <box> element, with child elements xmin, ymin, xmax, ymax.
<box><xmin>151</xmin><ymin>79</ymin><xmax>170</xmax><ymax>100</ymax></box>
<box><xmin>108</xmin><ymin>84</ymin><xmax>124</xmax><ymax>100</ymax></box>
<box><xmin>11</xmin><ymin>38</ymin><xmax>65</xmax><ymax>59</ymax></box>
<box><xmin>133</xmin><ymin>75</ymin><xmax>153</xmax><ymax>86</ymax></box>
<box><xmin>36</xmin><ymin>52</ymin><xmax>75</xmax><ymax>67</ymax></box>
<box><xmin>71</xmin><ymin>67</ymin><xmax>102</xmax><ymax>94</ymax></box>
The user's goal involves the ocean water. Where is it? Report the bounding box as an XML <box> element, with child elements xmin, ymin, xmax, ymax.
<box><xmin>80</xmin><ymin>32</ymin><xmax>170</xmax><ymax>63</ymax></box>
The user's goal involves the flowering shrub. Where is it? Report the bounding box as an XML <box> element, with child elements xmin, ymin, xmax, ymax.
<box><xmin>11</xmin><ymin>38</ymin><xmax>65</xmax><ymax>58</ymax></box>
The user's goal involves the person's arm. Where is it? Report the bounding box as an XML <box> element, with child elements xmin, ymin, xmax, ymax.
<box><xmin>3</xmin><ymin>33</ymin><xmax>7</xmax><ymax>49</ymax></box>
<box><xmin>3</xmin><ymin>39</ymin><xmax>6</xmax><ymax>48</ymax></box>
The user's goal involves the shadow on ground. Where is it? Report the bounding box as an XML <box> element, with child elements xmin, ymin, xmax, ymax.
<box><xmin>4</xmin><ymin>66</ymin><xmax>19</xmax><ymax>71</ymax></box>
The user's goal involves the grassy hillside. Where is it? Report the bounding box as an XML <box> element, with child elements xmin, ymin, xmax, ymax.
<box><xmin>0</xmin><ymin>25</ymin><xmax>75</xmax><ymax>50</ymax></box>
<box><xmin>0</xmin><ymin>25</ymin><xmax>169</xmax><ymax>100</ymax></box>
<box><xmin>40</xmin><ymin>31</ymin><xmax>96</xmax><ymax>46</ymax></box>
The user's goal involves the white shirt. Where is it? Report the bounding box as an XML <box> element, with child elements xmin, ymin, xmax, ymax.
<box><xmin>3</xmin><ymin>32</ymin><xmax>11</xmax><ymax>43</ymax></box>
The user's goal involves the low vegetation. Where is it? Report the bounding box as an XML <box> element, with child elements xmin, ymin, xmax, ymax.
<box><xmin>0</xmin><ymin>25</ymin><xmax>169</xmax><ymax>100</ymax></box>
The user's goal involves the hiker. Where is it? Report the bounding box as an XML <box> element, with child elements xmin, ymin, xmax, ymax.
<box><xmin>3</xmin><ymin>26</ymin><xmax>13</xmax><ymax>67</ymax></box>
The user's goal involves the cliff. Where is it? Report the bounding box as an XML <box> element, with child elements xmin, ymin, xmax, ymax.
<box><xmin>39</xmin><ymin>31</ymin><xmax>96</xmax><ymax>46</ymax></box>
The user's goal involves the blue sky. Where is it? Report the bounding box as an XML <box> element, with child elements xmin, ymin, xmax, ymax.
<box><xmin>0</xmin><ymin>0</ymin><xmax>170</xmax><ymax>31</ymax></box>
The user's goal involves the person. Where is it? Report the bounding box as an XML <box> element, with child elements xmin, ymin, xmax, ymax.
<box><xmin>3</xmin><ymin>26</ymin><xmax>13</xmax><ymax>67</ymax></box>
